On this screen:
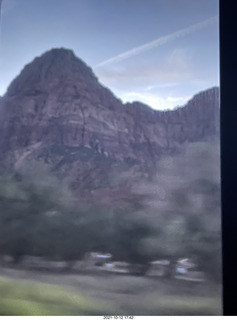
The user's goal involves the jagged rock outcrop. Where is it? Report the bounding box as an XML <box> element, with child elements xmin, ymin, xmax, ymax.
<box><xmin>0</xmin><ymin>48</ymin><xmax>220</xmax><ymax>199</ymax></box>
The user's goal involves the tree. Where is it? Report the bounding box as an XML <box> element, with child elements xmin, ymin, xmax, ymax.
<box><xmin>0</xmin><ymin>172</ymin><xmax>118</xmax><ymax>267</ymax></box>
<box><xmin>0</xmin><ymin>170</ymin><xmax>75</xmax><ymax>263</ymax></box>
<box><xmin>155</xmin><ymin>141</ymin><xmax>221</xmax><ymax>281</ymax></box>
<box><xmin>110</xmin><ymin>211</ymin><xmax>155</xmax><ymax>275</ymax></box>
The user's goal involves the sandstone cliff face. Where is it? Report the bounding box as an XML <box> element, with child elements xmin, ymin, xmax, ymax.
<box><xmin>0</xmin><ymin>48</ymin><xmax>220</xmax><ymax>196</ymax></box>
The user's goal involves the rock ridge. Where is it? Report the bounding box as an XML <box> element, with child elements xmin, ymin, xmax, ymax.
<box><xmin>0</xmin><ymin>48</ymin><xmax>220</xmax><ymax>194</ymax></box>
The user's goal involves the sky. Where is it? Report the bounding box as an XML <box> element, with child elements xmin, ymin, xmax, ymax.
<box><xmin>0</xmin><ymin>0</ymin><xmax>219</xmax><ymax>110</ymax></box>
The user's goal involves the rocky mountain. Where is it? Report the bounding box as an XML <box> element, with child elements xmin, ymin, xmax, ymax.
<box><xmin>0</xmin><ymin>48</ymin><xmax>220</xmax><ymax>205</ymax></box>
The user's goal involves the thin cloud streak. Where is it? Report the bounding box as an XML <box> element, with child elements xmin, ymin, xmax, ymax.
<box><xmin>95</xmin><ymin>16</ymin><xmax>218</xmax><ymax>68</ymax></box>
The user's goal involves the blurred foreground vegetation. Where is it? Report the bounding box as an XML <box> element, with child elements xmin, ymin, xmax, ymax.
<box><xmin>0</xmin><ymin>276</ymin><xmax>108</xmax><ymax>315</ymax></box>
<box><xmin>0</xmin><ymin>143</ymin><xmax>222</xmax><ymax>315</ymax></box>
<box><xmin>0</xmin><ymin>143</ymin><xmax>221</xmax><ymax>315</ymax></box>
<box><xmin>0</xmin><ymin>141</ymin><xmax>221</xmax><ymax>280</ymax></box>
<box><xmin>0</xmin><ymin>272</ymin><xmax>222</xmax><ymax>315</ymax></box>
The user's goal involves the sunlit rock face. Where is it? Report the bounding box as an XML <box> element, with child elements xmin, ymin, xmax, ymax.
<box><xmin>0</xmin><ymin>48</ymin><xmax>219</xmax><ymax>199</ymax></box>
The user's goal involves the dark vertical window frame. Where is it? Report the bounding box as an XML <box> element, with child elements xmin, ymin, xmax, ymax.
<box><xmin>220</xmin><ymin>0</ymin><xmax>237</xmax><ymax>315</ymax></box>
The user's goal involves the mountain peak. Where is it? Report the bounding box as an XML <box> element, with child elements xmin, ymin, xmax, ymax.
<box><xmin>0</xmin><ymin>48</ymin><xmax>219</xmax><ymax>195</ymax></box>
<box><xmin>6</xmin><ymin>48</ymin><xmax>98</xmax><ymax>97</ymax></box>
<box><xmin>36</xmin><ymin>47</ymin><xmax>80</xmax><ymax>65</ymax></box>
<box><xmin>43</xmin><ymin>47</ymin><xmax>75</xmax><ymax>56</ymax></box>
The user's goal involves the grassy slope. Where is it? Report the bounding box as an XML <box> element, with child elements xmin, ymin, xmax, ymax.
<box><xmin>0</xmin><ymin>269</ymin><xmax>222</xmax><ymax>315</ymax></box>
<box><xmin>0</xmin><ymin>277</ymin><xmax>110</xmax><ymax>316</ymax></box>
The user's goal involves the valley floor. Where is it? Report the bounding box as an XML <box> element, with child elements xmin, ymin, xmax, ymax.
<box><xmin>0</xmin><ymin>266</ymin><xmax>222</xmax><ymax>316</ymax></box>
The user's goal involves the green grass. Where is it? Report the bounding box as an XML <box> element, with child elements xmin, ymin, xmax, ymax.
<box><xmin>0</xmin><ymin>270</ymin><xmax>222</xmax><ymax>316</ymax></box>
<box><xmin>0</xmin><ymin>277</ymin><xmax>110</xmax><ymax>316</ymax></box>
<box><xmin>127</xmin><ymin>295</ymin><xmax>222</xmax><ymax>315</ymax></box>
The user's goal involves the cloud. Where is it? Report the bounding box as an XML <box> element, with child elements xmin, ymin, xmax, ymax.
<box><xmin>119</xmin><ymin>91</ymin><xmax>191</xmax><ymax>111</ymax></box>
<box><xmin>95</xmin><ymin>46</ymin><xmax>213</xmax><ymax>110</ymax></box>
<box><xmin>96</xmin><ymin>48</ymin><xmax>194</xmax><ymax>92</ymax></box>
<box><xmin>95</xmin><ymin>16</ymin><xmax>218</xmax><ymax>68</ymax></box>
<box><xmin>167</xmin><ymin>96</ymin><xmax>189</xmax><ymax>102</ymax></box>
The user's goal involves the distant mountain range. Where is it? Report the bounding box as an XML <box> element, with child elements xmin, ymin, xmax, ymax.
<box><xmin>0</xmin><ymin>48</ymin><xmax>220</xmax><ymax>206</ymax></box>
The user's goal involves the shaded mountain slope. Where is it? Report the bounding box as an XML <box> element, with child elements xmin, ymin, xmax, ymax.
<box><xmin>0</xmin><ymin>48</ymin><xmax>220</xmax><ymax>205</ymax></box>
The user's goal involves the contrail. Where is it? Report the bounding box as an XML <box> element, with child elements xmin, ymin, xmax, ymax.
<box><xmin>95</xmin><ymin>16</ymin><xmax>218</xmax><ymax>68</ymax></box>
